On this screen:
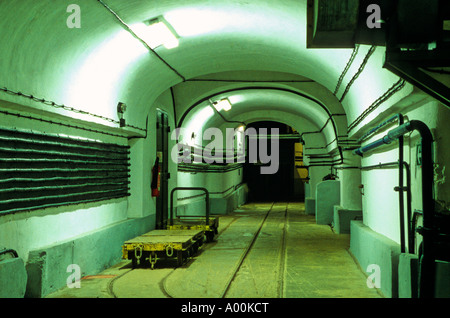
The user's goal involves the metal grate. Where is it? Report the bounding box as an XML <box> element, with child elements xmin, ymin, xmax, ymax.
<box><xmin>0</xmin><ymin>127</ymin><xmax>130</xmax><ymax>214</ymax></box>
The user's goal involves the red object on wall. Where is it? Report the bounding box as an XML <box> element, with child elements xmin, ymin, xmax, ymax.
<box><xmin>151</xmin><ymin>158</ymin><xmax>161</xmax><ymax>197</ymax></box>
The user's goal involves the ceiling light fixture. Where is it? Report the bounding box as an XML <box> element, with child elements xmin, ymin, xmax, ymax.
<box><xmin>212</xmin><ymin>98</ymin><xmax>232</xmax><ymax>112</ymax></box>
<box><xmin>138</xmin><ymin>17</ymin><xmax>179</xmax><ymax>49</ymax></box>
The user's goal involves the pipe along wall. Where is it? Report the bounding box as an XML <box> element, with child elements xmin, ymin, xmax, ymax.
<box><xmin>353</xmin><ymin>119</ymin><xmax>438</xmax><ymax>298</ymax></box>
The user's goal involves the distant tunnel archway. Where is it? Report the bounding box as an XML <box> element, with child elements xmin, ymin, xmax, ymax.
<box><xmin>243</xmin><ymin>120</ymin><xmax>306</xmax><ymax>203</ymax></box>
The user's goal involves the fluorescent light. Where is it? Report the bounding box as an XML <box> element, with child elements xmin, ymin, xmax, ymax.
<box><xmin>134</xmin><ymin>17</ymin><xmax>179</xmax><ymax>49</ymax></box>
<box><xmin>213</xmin><ymin>98</ymin><xmax>232</xmax><ymax>111</ymax></box>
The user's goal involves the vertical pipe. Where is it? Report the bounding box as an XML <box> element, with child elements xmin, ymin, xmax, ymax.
<box><xmin>398</xmin><ymin>115</ymin><xmax>406</xmax><ymax>253</ymax></box>
<box><xmin>409</xmin><ymin>121</ymin><xmax>435</xmax><ymax>299</ymax></box>
<box><xmin>353</xmin><ymin>120</ymin><xmax>435</xmax><ymax>297</ymax></box>
<box><xmin>403</xmin><ymin>162</ymin><xmax>413</xmax><ymax>254</ymax></box>
<box><xmin>205</xmin><ymin>190</ymin><xmax>210</xmax><ymax>226</ymax></box>
<box><xmin>170</xmin><ymin>188</ymin><xmax>175</xmax><ymax>226</ymax></box>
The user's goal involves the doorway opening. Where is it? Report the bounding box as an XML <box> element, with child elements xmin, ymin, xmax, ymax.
<box><xmin>243</xmin><ymin>121</ymin><xmax>307</xmax><ymax>203</ymax></box>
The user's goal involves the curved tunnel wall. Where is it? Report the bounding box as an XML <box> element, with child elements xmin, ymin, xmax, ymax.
<box><xmin>0</xmin><ymin>0</ymin><xmax>448</xmax><ymax>298</ymax></box>
<box><xmin>0</xmin><ymin>1</ymin><xmax>410</xmax><ymax>135</ymax></box>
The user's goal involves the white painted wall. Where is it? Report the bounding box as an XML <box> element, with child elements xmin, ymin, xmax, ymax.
<box><xmin>0</xmin><ymin>201</ymin><xmax>128</xmax><ymax>263</ymax></box>
<box><xmin>359</xmin><ymin>99</ymin><xmax>449</xmax><ymax>249</ymax></box>
<box><xmin>0</xmin><ymin>100</ymin><xmax>130</xmax><ymax>262</ymax></box>
<box><xmin>337</xmin><ymin>150</ymin><xmax>362</xmax><ymax>210</ymax></box>
<box><xmin>177</xmin><ymin>167</ymin><xmax>243</xmax><ymax>203</ymax></box>
<box><xmin>0</xmin><ymin>86</ymin><xmax>183</xmax><ymax>263</ymax></box>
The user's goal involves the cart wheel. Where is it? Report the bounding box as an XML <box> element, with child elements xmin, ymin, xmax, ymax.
<box><xmin>206</xmin><ymin>231</ymin><xmax>214</xmax><ymax>242</ymax></box>
<box><xmin>177</xmin><ymin>250</ymin><xmax>183</xmax><ymax>266</ymax></box>
<box><xmin>192</xmin><ymin>243</ymin><xmax>198</xmax><ymax>255</ymax></box>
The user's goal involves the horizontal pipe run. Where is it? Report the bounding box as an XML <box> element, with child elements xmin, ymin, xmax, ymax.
<box><xmin>353</xmin><ymin>137</ymin><xmax>391</xmax><ymax>156</ymax></box>
<box><xmin>178</xmin><ymin>162</ymin><xmax>243</xmax><ymax>173</ymax></box>
<box><xmin>0</xmin><ymin>175</ymin><xmax>131</xmax><ymax>188</ymax></box>
<box><xmin>0</xmin><ymin>190</ymin><xmax>130</xmax><ymax>215</ymax></box>
<box><xmin>333</xmin><ymin>161</ymin><xmax>400</xmax><ymax>171</ymax></box>
<box><xmin>0</xmin><ymin>148</ymin><xmax>129</xmax><ymax>162</ymax></box>
<box><xmin>0</xmin><ymin>135</ymin><xmax>128</xmax><ymax>154</ymax></box>
<box><xmin>357</xmin><ymin>113</ymin><xmax>402</xmax><ymax>143</ymax></box>
<box><xmin>0</xmin><ymin>194</ymin><xmax>129</xmax><ymax>216</ymax></box>
<box><xmin>353</xmin><ymin>117</ymin><xmax>412</xmax><ymax>157</ymax></box>
<box><xmin>0</xmin><ymin>126</ymin><xmax>129</xmax><ymax>149</ymax></box>
<box><xmin>0</xmin><ymin>145</ymin><xmax>129</xmax><ymax>159</ymax></box>
<box><xmin>0</xmin><ymin>125</ymin><xmax>131</xmax><ymax>215</ymax></box>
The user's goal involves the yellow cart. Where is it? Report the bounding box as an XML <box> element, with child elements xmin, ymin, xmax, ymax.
<box><xmin>122</xmin><ymin>229</ymin><xmax>204</xmax><ymax>269</ymax></box>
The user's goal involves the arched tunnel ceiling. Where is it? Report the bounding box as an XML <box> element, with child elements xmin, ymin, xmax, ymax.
<box><xmin>172</xmin><ymin>70</ymin><xmax>347</xmax><ymax>123</ymax></box>
<box><xmin>0</xmin><ymin>0</ymin><xmax>412</xmax><ymax>138</ymax></box>
<box><xmin>179</xmin><ymin>88</ymin><xmax>337</xmax><ymax>152</ymax></box>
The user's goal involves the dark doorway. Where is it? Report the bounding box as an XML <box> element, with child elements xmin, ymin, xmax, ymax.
<box><xmin>243</xmin><ymin>121</ymin><xmax>304</xmax><ymax>202</ymax></box>
<box><xmin>155</xmin><ymin>109</ymin><xmax>170</xmax><ymax>229</ymax></box>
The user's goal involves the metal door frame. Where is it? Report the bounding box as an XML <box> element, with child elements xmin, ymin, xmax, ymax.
<box><xmin>155</xmin><ymin>108</ymin><xmax>170</xmax><ymax>229</ymax></box>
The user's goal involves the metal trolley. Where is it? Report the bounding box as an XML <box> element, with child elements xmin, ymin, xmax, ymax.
<box><xmin>122</xmin><ymin>229</ymin><xmax>205</xmax><ymax>269</ymax></box>
<box><xmin>121</xmin><ymin>187</ymin><xmax>218</xmax><ymax>269</ymax></box>
<box><xmin>168</xmin><ymin>187</ymin><xmax>219</xmax><ymax>242</ymax></box>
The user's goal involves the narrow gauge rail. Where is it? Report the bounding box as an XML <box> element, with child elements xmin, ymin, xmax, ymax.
<box><xmin>110</xmin><ymin>202</ymin><xmax>289</xmax><ymax>298</ymax></box>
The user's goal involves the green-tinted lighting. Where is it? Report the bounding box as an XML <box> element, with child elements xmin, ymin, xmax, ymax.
<box><xmin>213</xmin><ymin>98</ymin><xmax>232</xmax><ymax>111</ymax></box>
<box><xmin>133</xmin><ymin>18</ymin><xmax>179</xmax><ymax>49</ymax></box>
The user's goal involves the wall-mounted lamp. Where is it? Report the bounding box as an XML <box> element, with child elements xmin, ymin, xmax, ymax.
<box><xmin>117</xmin><ymin>102</ymin><xmax>127</xmax><ymax>127</ymax></box>
<box><xmin>212</xmin><ymin>98</ymin><xmax>232</xmax><ymax>112</ymax></box>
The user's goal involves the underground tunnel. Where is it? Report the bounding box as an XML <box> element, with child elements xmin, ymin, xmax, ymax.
<box><xmin>0</xmin><ymin>0</ymin><xmax>449</xmax><ymax>303</ymax></box>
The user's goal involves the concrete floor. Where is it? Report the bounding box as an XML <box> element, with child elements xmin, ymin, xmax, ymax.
<box><xmin>46</xmin><ymin>202</ymin><xmax>383</xmax><ymax>298</ymax></box>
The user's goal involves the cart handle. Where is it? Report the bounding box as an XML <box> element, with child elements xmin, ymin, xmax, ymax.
<box><xmin>0</xmin><ymin>249</ymin><xmax>18</xmax><ymax>258</ymax></box>
<box><xmin>170</xmin><ymin>187</ymin><xmax>210</xmax><ymax>226</ymax></box>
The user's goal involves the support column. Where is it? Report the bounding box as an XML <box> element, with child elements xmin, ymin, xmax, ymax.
<box><xmin>339</xmin><ymin>150</ymin><xmax>362</xmax><ymax>210</ymax></box>
<box><xmin>333</xmin><ymin>150</ymin><xmax>362</xmax><ymax>233</ymax></box>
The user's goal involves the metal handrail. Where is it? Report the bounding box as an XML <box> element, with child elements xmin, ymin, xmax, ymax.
<box><xmin>170</xmin><ymin>187</ymin><xmax>210</xmax><ymax>226</ymax></box>
<box><xmin>0</xmin><ymin>248</ymin><xmax>18</xmax><ymax>258</ymax></box>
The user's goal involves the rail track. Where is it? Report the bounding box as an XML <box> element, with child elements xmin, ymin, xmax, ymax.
<box><xmin>107</xmin><ymin>202</ymin><xmax>289</xmax><ymax>298</ymax></box>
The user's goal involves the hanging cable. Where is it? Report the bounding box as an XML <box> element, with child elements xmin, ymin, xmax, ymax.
<box><xmin>347</xmin><ymin>78</ymin><xmax>406</xmax><ymax>133</ymax></box>
<box><xmin>339</xmin><ymin>46</ymin><xmax>376</xmax><ymax>103</ymax></box>
<box><xmin>0</xmin><ymin>87</ymin><xmax>116</xmax><ymax>124</ymax></box>
<box><xmin>334</xmin><ymin>44</ymin><xmax>360</xmax><ymax>96</ymax></box>
<box><xmin>0</xmin><ymin>86</ymin><xmax>146</xmax><ymax>133</ymax></box>
<box><xmin>0</xmin><ymin>108</ymin><xmax>128</xmax><ymax>138</ymax></box>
